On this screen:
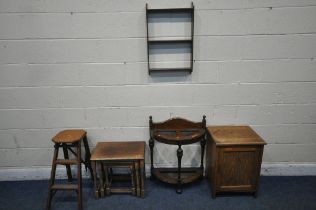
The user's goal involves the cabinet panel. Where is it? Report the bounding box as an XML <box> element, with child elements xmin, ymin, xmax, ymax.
<box><xmin>217</xmin><ymin>147</ymin><xmax>260</xmax><ymax>191</ymax></box>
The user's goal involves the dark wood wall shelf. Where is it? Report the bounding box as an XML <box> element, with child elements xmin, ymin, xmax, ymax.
<box><xmin>149</xmin><ymin>116</ymin><xmax>206</xmax><ymax>194</ymax></box>
<box><xmin>146</xmin><ymin>3</ymin><xmax>194</xmax><ymax>74</ymax></box>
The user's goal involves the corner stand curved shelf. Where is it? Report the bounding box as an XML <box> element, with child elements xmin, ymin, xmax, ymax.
<box><xmin>149</xmin><ymin>116</ymin><xmax>206</xmax><ymax>194</ymax></box>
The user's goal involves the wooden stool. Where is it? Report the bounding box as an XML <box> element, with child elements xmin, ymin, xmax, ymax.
<box><xmin>46</xmin><ymin>130</ymin><xmax>93</xmax><ymax>210</ymax></box>
<box><xmin>91</xmin><ymin>141</ymin><xmax>145</xmax><ymax>198</ymax></box>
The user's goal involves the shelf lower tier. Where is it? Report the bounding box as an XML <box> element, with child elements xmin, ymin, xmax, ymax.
<box><xmin>149</xmin><ymin>67</ymin><xmax>192</xmax><ymax>73</ymax></box>
<box><xmin>152</xmin><ymin>167</ymin><xmax>203</xmax><ymax>185</ymax></box>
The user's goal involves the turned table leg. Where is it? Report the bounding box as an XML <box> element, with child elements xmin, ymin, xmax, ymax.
<box><xmin>91</xmin><ymin>161</ymin><xmax>99</xmax><ymax>198</ymax></box>
<box><xmin>104</xmin><ymin>165</ymin><xmax>110</xmax><ymax>196</ymax></box>
<box><xmin>140</xmin><ymin>159</ymin><xmax>145</xmax><ymax>198</ymax></box>
<box><xmin>130</xmin><ymin>164</ymin><xmax>136</xmax><ymax>196</ymax></box>
<box><xmin>97</xmin><ymin>162</ymin><xmax>105</xmax><ymax>197</ymax></box>
<box><xmin>135</xmin><ymin>161</ymin><xmax>140</xmax><ymax>197</ymax></box>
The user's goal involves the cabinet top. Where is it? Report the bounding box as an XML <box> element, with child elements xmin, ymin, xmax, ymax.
<box><xmin>207</xmin><ymin>126</ymin><xmax>266</xmax><ymax>146</ymax></box>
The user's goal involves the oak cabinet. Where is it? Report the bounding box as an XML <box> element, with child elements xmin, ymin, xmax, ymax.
<box><xmin>206</xmin><ymin>126</ymin><xmax>266</xmax><ymax>198</ymax></box>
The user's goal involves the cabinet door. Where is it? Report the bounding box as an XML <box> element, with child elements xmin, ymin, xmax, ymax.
<box><xmin>217</xmin><ymin>146</ymin><xmax>261</xmax><ymax>192</ymax></box>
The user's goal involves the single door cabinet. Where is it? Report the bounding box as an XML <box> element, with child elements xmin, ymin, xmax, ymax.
<box><xmin>206</xmin><ymin>126</ymin><xmax>266</xmax><ymax>198</ymax></box>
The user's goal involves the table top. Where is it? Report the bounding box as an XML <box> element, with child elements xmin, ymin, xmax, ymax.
<box><xmin>207</xmin><ymin>126</ymin><xmax>266</xmax><ymax>146</ymax></box>
<box><xmin>90</xmin><ymin>141</ymin><xmax>145</xmax><ymax>161</ymax></box>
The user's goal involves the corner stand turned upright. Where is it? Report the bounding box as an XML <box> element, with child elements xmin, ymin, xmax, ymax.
<box><xmin>149</xmin><ymin>116</ymin><xmax>206</xmax><ymax>194</ymax></box>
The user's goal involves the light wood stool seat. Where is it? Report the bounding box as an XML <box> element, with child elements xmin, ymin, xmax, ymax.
<box><xmin>46</xmin><ymin>129</ymin><xmax>94</xmax><ymax>210</ymax></box>
<box><xmin>52</xmin><ymin>129</ymin><xmax>86</xmax><ymax>143</ymax></box>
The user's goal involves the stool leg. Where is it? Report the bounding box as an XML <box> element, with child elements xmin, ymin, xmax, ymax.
<box><xmin>62</xmin><ymin>143</ymin><xmax>72</xmax><ymax>182</ymax></box>
<box><xmin>76</xmin><ymin>141</ymin><xmax>82</xmax><ymax>210</ymax></box>
<box><xmin>46</xmin><ymin>143</ymin><xmax>60</xmax><ymax>210</ymax></box>
<box><xmin>82</xmin><ymin>135</ymin><xmax>94</xmax><ymax>181</ymax></box>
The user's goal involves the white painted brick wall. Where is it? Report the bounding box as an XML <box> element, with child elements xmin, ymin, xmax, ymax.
<box><xmin>0</xmin><ymin>0</ymin><xmax>316</xmax><ymax>176</ymax></box>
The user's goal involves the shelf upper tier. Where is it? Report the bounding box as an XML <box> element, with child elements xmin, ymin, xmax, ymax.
<box><xmin>147</xmin><ymin>8</ymin><xmax>193</xmax><ymax>13</ymax></box>
<box><xmin>148</xmin><ymin>39</ymin><xmax>192</xmax><ymax>44</ymax></box>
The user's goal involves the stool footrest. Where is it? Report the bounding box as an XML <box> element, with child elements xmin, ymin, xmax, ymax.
<box><xmin>51</xmin><ymin>184</ymin><xmax>78</xmax><ymax>190</ymax></box>
<box><xmin>55</xmin><ymin>159</ymin><xmax>78</xmax><ymax>165</ymax></box>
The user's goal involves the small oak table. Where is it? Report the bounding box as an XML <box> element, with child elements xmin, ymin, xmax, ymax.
<box><xmin>90</xmin><ymin>141</ymin><xmax>145</xmax><ymax>198</ymax></box>
<box><xmin>206</xmin><ymin>126</ymin><xmax>266</xmax><ymax>198</ymax></box>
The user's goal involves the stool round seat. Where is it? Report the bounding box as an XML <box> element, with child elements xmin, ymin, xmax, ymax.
<box><xmin>52</xmin><ymin>130</ymin><xmax>86</xmax><ymax>143</ymax></box>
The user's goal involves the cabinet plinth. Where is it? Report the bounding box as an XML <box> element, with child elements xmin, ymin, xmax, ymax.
<box><xmin>206</xmin><ymin>126</ymin><xmax>266</xmax><ymax>198</ymax></box>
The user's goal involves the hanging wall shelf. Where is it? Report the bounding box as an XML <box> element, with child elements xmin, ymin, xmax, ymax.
<box><xmin>146</xmin><ymin>3</ymin><xmax>194</xmax><ymax>74</ymax></box>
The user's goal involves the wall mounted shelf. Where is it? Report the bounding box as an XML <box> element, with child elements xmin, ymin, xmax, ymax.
<box><xmin>146</xmin><ymin>3</ymin><xmax>194</xmax><ymax>74</ymax></box>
